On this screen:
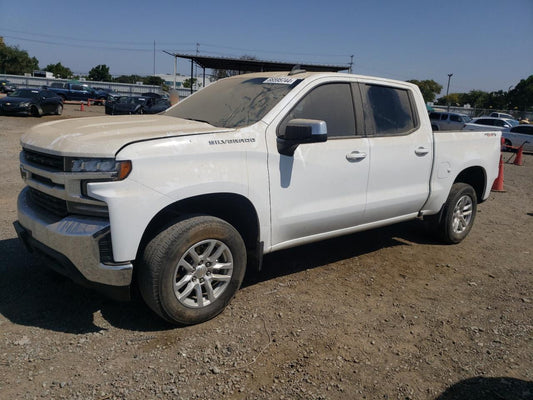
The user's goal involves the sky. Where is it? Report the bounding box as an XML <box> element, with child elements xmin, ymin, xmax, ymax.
<box><xmin>1</xmin><ymin>0</ymin><xmax>532</xmax><ymax>96</ymax></box>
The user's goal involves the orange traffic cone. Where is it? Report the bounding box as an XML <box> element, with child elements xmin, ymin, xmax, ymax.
<box><xmin>513</xmin><ymin>146</ymin><xmax>524</xmax><ymax>166</ymax></box>
<box><xmin>491</xmin><ymin>154</ymin><xmax>505</xmax><ymax>192</ymax></box>
<box><xmin>80</xmin><ymin>102</ymin><xmax>85</xmax><ymax>111</ymax></box>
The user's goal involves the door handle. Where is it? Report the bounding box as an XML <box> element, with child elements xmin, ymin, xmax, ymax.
<box><xmin>346</xmin><ymin>151</ymin><xmax>367</xmax><ymax>161</ymax></box>
<box><xmin>415</xmin><ymin>146</ymin><xmax>430</xmax><ymax>156</ymax></box>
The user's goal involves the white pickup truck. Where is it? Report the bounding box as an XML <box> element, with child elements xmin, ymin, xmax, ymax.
<box><xmin>14</xmin><ymin>71</ymin><xmax>501</xmax><ymax>325</ymax></box>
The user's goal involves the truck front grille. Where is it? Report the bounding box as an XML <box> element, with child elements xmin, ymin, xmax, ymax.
<box><xmin>24</xmin><ymin>149</ymin><xmax>65</xmax><ymax>171</ymax></box>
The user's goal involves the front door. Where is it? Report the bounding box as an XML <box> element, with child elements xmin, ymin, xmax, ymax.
<box><xmin>266</xmin><ymin>82</ymin><xmax>370</xmax><ymax>248</ymax></box>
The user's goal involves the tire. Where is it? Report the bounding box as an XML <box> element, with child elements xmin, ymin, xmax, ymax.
<box><xmin>30</xmin><ymin>105</ymin><xmax>41</xmax><ymax>117</ymax></box>
<box><xmin>138</xmin><ymin>215</ymin><xmax>247</xmax><ymax>325</ymax></box>
<box><xmin>428</xmin><ymin>183</ymin><xmax>477</xmax><ymax>244</ymax></box>
<box><xmin>55</xmin><ymin>104</ymin><xmax>63</xmax><ymax>115</ymax></box>
<box><xmin>503</xmin><ymin>139</ymin><xmax>513</xmax><ymax>152</ymax></box>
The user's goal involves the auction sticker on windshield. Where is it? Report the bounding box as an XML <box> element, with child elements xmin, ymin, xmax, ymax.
<box><xmin>263</xmin><ymin>77</ymin><xmax>298</xmax><ymax>85</ymax></box>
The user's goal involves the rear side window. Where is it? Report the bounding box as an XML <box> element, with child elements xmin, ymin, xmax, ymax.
<box><xmin>361</xmin><ymin>84</ymin><xmax>416</xmax><ymax>135</ymax></box>
<box><xmin>450</xmin><ymin>115</ymin><xmax>462</xmax><ymax>122</ymax></box>
<box><xmin>279</xmin><ymin>83</ymin><xmax>356</xmax><ymax>138</ymax></box>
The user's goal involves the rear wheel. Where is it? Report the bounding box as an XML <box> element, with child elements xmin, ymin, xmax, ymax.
<box><xmin>138</xmin><ymin>215</ymin><xmax>247</xmax><ymax>325</ymax></box>
<box><xmin>426</xmin><ymin>183</ymin><xmax>477</xmax><ymax>244</ymax></box>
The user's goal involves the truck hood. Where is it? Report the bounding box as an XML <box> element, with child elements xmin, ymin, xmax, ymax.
<box><xmin>21</xmin><ymin>115</ymin><xmax>231</xmax><ymax>157</ymax></box>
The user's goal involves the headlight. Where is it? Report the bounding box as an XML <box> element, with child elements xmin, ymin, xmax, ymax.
<box><xmin>19</xmin><ymin>102</ymin><xmax>31</xmax><ymax>107</ymax></box>
<box><xmin>65</xmin><ymin>157</ymin><xmax>132</xmax><ymax>180</ymax></box>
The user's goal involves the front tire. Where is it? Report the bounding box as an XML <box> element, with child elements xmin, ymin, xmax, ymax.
<box><xmin>427</xmin><ymin>183</ymin><xmax>477</xmax><ymax>244</ymax></box>
<box><xmin>55</xmin><ymin>104</ymin><xmax>63</xmax><ymax>115</ymax></box>
<box><xmin>30</xmin><ymin>105</ymin><xmax>41</xmax><ymax>117</ymax></box>
<box><xmin>138</xmin><ymin>216</ymin><xmax>247</xmax><ymax>325</ymax></box>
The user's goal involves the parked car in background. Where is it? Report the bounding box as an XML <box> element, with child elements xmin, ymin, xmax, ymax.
<box><xmin>502</xmin><ymin>124</ymin><xmax>533</xmax><ymax>152</ymax></box>
<box><xmin>94</xmin><ymin>87</ymin><xmax>120</xmax><ymax>100</ymax></box>
<box><xmin>46</xmin><ymin>82</ymin><xmax>104</xmax><ymax>103</ymax></box>
<box><xmin>489</xmin><ymin>112</ymin><xmax>515</xmax><ymax>120</ymax></box>
<box><xmin>429</xmin><ymin>111</ymin><xmax>471</xmax><ymax>131</ymax></box>
<box><xmin>0</xmin><ymin>79</ymin><xmax>17</xmax><ymax>94</ymax></box>
<box><xmin>464</xmin><ymin>117</ymin><xmax>519</xmax><ymax>131</ymax></box>
<box><xmin>105</xmin><ymin>95</ymin><xmax>171</xmax><ymax>115</ymax></box>
<box><xmin>0</xmin><ymin>88</ymin><xmax>63</xmax><ymax>116</ymax></box>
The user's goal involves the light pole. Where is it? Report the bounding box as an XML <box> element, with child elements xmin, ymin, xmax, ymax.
<box><xmin>446</xmin><ymin>73</ymin><xmax>453</xmax><ymax>112</ymax></box>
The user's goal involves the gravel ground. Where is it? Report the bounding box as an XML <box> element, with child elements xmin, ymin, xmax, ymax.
<box><xmin>0</xmin><ymin>105</ymin><xmax>532</xmax><ymax>399</ymax></box>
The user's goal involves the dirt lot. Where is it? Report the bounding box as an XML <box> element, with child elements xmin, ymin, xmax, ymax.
<box><xmin>0</xmin><ymin>105</ymin><xmax>531</xmax><ymax>400</ymax></box>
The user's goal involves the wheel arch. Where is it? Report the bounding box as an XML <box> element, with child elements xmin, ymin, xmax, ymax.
<box><xmin>136</xmin><ymin>192</ymin><xmax>261</xmax><ymax>266</ymax></box>
<box><xmin>453</xmin><ymin>166</ymin><xmax>487</xmax><ymax>203</ymax></box>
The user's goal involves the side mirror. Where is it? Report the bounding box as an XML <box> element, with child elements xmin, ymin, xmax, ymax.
<box><xmin>277</xmin><ymin>119</ymin><xmax>327</xmax><ymax>156</ymax></box>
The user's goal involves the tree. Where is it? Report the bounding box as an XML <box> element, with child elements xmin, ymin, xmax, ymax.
<box><xmin>183</xmin><ymin>78</ymin><xmax>197</xmax><ymax>88</ymax></box>
<box><xmin>88</xmin><ymin>64</ymin><xmax>112</xmax><ymax>82</ymax></box>
<box><xmin>0</xmin><ymin>42</ymin><xmax>39</xmax><ymax>75</ymax></box>
<box><xmin>44</xmin><ymin>62</ymin><xmax>73</xmax><ymax>79</ymax></box>
<box><xmin>143</xmin><ymin>76</ymin><xmax>164</xmax><ymax>86</ymax></box>
<box><xmin>407</xmin><ymin>79</ymin><xmax>443</xmax><ymax>103</ymax></box>
<box><xmin>436</xmin><ymin>93</ymin><xmax>461</xmax><ymax>106</ymax></box>
<box><xmin>508</xmin><ymin>75</ymin><xmax>533</xmax><ymax>111</ymax></box>
<box><xmin>114</xmin><ymin>74</ymin><xmax>142</xmax><ymax>84</ymax></box>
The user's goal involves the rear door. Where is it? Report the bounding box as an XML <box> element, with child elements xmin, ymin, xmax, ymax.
<box><xmin>359</xmin><ymin>83</ymin><xmax>432</xmax><ymax>223</ymax></box>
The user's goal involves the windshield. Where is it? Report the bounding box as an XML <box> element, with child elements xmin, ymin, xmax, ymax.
<box><xmin>10</xmin><ymin>89</ymin><xmax>39</xmax><ymax>100</ymax></box>
<box><xmin>165</xmin><ymin>76</ymin><xmax>302</xmax><ymax>128</ymax></box>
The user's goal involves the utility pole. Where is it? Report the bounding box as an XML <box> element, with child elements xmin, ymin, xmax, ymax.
<box><xmin>349</xmin><ymin>55</ymin><xmax>354</xmax><ymax>73</ymax></box>
<box><xmin>153</xmin><ymin>40</ymin><xmax>156</xmax><ymax>76</ymax></box>
<box><xmin>446</xmin><ymin>73</ymin><xmax>453</xmax><ymax>112</ymax></box>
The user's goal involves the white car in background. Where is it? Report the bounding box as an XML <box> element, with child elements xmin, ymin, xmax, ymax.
<box><xmin>489</xmin><ymin>112</ymin><xmax>515</xmax><ymax>119</ymax></box>
<box><xmin>464</xmin><ymin>117</ymin><xmax>519</xmax><ymax>131</ymax></box>
<box><xmin>502</xmin><ymin>124</ymin><xmax>533</xmax><ymax>152</ymax></box>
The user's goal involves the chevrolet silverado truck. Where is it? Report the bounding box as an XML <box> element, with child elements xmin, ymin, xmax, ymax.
<box><xmin>14</xmin><ymin>71</ymin><xmax>501</xmax><ymax>325</ymax></box>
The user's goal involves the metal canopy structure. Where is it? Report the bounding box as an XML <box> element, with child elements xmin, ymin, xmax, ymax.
<box><xmin>163</xmin><ymin>51</ymin><xmax>350</xmax><ymax>94</ymax></box>
<box><xmin>174</xmin><ymin>53</ymin><xmax>349</xmax><ymax>73</ymax></box>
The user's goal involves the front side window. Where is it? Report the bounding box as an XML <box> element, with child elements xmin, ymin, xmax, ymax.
<box><xmin>279</xmin><ymin>83</ymin><xmax>356</xmax><ymax>138</ymax></box>
<box><xmin>361</xmin><ymin>84</ymin><xmax>416</xmax><ymax>135</ymax></box>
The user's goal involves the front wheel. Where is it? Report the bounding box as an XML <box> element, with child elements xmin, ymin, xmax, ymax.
<box><xmin>427</xmin><ymin>183</ymin><xmax>477</xmax><ymax>244</ymax></box>
<box><xmin>55</xmin><ymin>104</ymin><xmax>63</xmax><ymax>115</ymax></box>
<box><xmin>30</xmin><ymin>105</ymin><xmax>41</xmax><ymax>117</ymax></box>
<box><xmin>138</xmin><ymin>215</ymin><xmax>247</xmax><ymax>325</ymax></box>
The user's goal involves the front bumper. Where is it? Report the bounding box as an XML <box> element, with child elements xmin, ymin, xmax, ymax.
<box><xmin>0</xmin><ymin>104</ymin><xmax>31</xmax><ymax>115</ymax></box>
<box><xmin>15</xmin><ymin>188</ymin><xmax>133</xmax><ymax>300</ymax></box>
